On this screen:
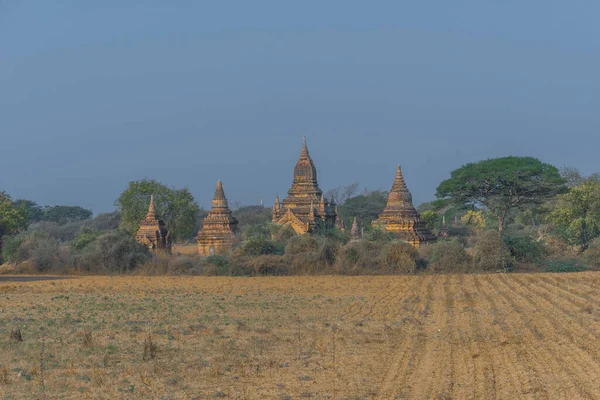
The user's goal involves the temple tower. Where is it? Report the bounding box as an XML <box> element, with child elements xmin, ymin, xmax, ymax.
<box><xmin>135</xmin><ymin>195</ymin><xmax>171</xmax><ymax>252</ymax></box>
<box><xmin>372</xmin><ymin>165</ymin><xmax>436</xmax><ymax>247</ymax></box>
<box><xmin>439</xmin><ymin>215</ymin><xmax>449</xmax><ymax>238</ymax></box>
<box><xmin>349</xmin><ymin>217</ymin><xmax>362</xmax><ymax>242</ymax></box>
<box><xmin>196</xmin><ymin>180</ymin><xmax>239</xmax><ymax>256</ymax></box>
<box><xmin>272</xmin><ymin>137</ymin><xmax>337</xmax><ymax>234</ymax></box>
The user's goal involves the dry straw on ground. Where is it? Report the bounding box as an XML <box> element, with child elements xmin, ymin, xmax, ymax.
<box><xmin>1</xmin><ymin>273</ymin><xmax>600</xmax><ymax>398</ymax></box>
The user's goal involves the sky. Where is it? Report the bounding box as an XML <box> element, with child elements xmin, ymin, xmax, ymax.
<box><xmin>1</xmin><ymin>1</ymin><xmax>599</xmax><ymax>213</ymax></box>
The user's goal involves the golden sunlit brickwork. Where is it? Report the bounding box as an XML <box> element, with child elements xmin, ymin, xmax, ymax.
<box><xmin>272</xmin><ymin>137</ymin><xmax>337</xmax><ymax>234</ymax></box>
<box><xmin>196</xmin><ymin>180</ymin><xmax>239</xmax><ymax>256</ymax></box>
<box><xmin>135</xmin><ymin>195</ymin><xmax>172</xmax><ymax>252</ymax></box>
<box><xmin>372</xmin><ymin>165</ymin><xmax>436</xmax><ymax>247</ymax></box>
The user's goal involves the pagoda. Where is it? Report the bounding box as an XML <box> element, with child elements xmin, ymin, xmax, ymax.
<box><xmin>372</xmin><ymin>165</ymin><xmax>436</xmax><ymax>247</ymax></box>
<box><xmin>349</xmin><ymin>217</ymin><xmax>362</xmax><ymax>242</ymax></box>
<box><xmin>135</xmin><ymin>195</ymin><xmax>171</xmax><ymax>252</ymax></box>
<box><xmin>439</xmin><ymin>215</ymin><xmax>449</xmax><ymax>238</ymax></box>
<box><xmin>196</xmin><ymin>180</ymin><xmax>239</xmax><ymax>256</ymax></box>
<box><xmin>272</xmin><ymin>137</ymin><xmax>337</xmax><ymax>234</ymax></box>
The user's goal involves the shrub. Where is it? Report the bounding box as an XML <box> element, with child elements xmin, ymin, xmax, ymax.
<box><xmin>285</xmin><ymin>235</ymin><xmax>319</xmax><ymax>255</ymax></box>
<box><xmin>543</xmin><ymin>259</ymin><xmax>586</xmax><ymax>273</ymax></box>
<box><xmin>503</xmin><ymin>235</ymin><xmax>546</xmax><ymax>263</ymax></box>
<box><xmin>582</xmin><ymin>239</ymin><xmax>600</xmax><ymax>270</ymax></box>
<box><xmin>202</xmin><ymin>255</ymin><xmax>233</xmax><ymax>275</ymax></box>
<box><xmin>420</xmin><ymin>238</ymin><xmax>472</xmax><ymax>273</ymax></box>
<box><xmin>336</xmin><ymin>241</ymin><xmax>384</xmax><ymax>275</ymax></box>
<box><xmin>380</xmin><ymin>241</ymin><xmax>418</xmax><ymax>273</ymax></box>
<box><xmin>246</xmin><ymin>255</ymin><xmax>289</xmax><ymax>275</ymax></box>
<box><xmin>544</xmin><ymin>235</ymin><xmax>577</xmax><ymax>258</ymax></box>
<box><xmin>317</xmin><ymin>239</ymin><xmax>340</xmax><ymax>267</ymax></box>
<box><xmin>473</xmin><ymin>230</ymin><xmax>515</xmax><ymax>272</ymax></box>
<box><xmin>1</xmin><ymin>234</ymin><xmax>25</xmax><ymax>262</ymax></box>
<box><xmin>239</xmin><ymin>237</ymin><xmax>284</xmax><ymax>256</ymax></box>
<box><xmin>73</xmin><ymin>230</ymin><xmax>149</xmax><ymax>273</ymax></box>
<box><xmin>365</xmin><ymin>227</ymin><xmax>394</xmax><ymax>243</ymax></box>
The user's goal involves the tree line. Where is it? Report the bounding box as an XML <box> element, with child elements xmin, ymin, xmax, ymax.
<box><xmin>1</xmin><ymin>155</ymin><xmax>599</xmax><ymax>274</ymax></box>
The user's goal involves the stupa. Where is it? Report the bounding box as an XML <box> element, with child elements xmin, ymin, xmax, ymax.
<box><xmin>196</xmin><ymin>180</ymin><xmax>239</xmax><ymax>256</ymax></box>
<box><xmin>439</xmin><ymin>215</ymin><xmax>449</xmax><ymax>238</ymax></box>
<box><xmin>349</xmin><ymin>217</ymin><xmax>362</xmax><ymax>242</ymax></box>
<box><xmin>272</xmin><ymin>137</ymin><xmax>337</xmax><ymax>234</ymax></box>
<box><xmin>372</xmin><ymin>165</ymin><xmax>436</xmax><ymax>247</ymax></box>
<box><xmin>135</xmin><ymin>195</ymin><xmax>171</xmax><ymax>252</ymax></box>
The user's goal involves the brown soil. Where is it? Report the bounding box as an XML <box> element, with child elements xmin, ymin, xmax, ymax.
<box><xmin>1</xmin><ymin>273</ymin><xmax>599</xmax><ymax>399</ymax></box>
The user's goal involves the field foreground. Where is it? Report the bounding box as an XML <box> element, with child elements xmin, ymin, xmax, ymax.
<box><xmin>2</xmin><ymin>273</ymin><xmax>600</xmax><ymax>399</ymax></box>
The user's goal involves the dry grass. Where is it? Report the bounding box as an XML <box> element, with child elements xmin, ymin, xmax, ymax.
<box><xmin>1</xmin><ymin>273</ymin><xmax>600</xmax><ymax>398</ymax></box>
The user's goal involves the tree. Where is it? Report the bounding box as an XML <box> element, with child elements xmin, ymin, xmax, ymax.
<box><xmin>325</xmin><ymin>182</ymin><xmax>360</xmax><ymax>204</ymax></box>
<box><xmin>548</xmin><ymin>179</ymin><xmax>600</xmax><ymax>252</ymax></box>
<box><xmin>116</xmin><ymin>179</ymin><xmax>199</xmax><ymax>241</ymax></box>
<box><xmin>420</xmin><ymin>210</ymin><xmax>438</xmax><ymax>230</ymax></box>
<box><xmin>337</xmin><ymin>190</ymin><xmax>387</xmax><ymax>228</ymax></box>
<box><xmin>436</xmin><ymin>156</ymin><xmax>566</xmax><ymax>233</ymax></box>
<box><xmin>0</xmin><ymin>192</ymin><xmax>27</xmax><ymax>259</ymax></box>
<box><xmin>41</xmin><ymin>205</ymin><xmax>92</xmax><ymax>224</ymax></box>
<box><xmin>14</xmin><ymin>199</ymin><xmax>43</xmax><ymax>225</ymax></box>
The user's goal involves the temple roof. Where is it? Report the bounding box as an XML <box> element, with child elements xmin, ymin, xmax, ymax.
<box><xmin>288</xmin><ymin>137</ymin><xmax>321</xmax><ymax>198</ymax></box>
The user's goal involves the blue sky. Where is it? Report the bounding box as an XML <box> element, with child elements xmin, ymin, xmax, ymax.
<box><xmin>1</xmin><ymin>1</ymin><xmax>599</xmax><ymax>213</ymax></box>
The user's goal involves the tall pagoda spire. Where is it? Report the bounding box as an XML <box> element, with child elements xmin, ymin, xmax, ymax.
<box><xmin>372</xmin><ymin>165</ymin><xmax>436</xmax><ymax>247</ymax></box>
<box><xmin>350</xmin><ymin>217</ymin><xmax>361</xmax><ymax>241</ymax></box>
<box><xmin>272</xmin><ymin>137</ymin><xmax>337</xmax><ymax>234</ymax></box>
<box><xmin>136</xmin><ymin>194</ymin><xmax>171</xmax><ymax>252</ymax></box>
<box><xmin>146</xmin><ymin>194</ymin><xmax>157</xmax><ymax>219</ymax></box>
<box><xmin>196</xmin><ymin>180</ymin><xmax>239</xmax><ymax>256</ymax></box>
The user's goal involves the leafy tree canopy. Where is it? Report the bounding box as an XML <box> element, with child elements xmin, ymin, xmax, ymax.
<box><xmin>338</xmin><ymin>190</ymin><xmax>387</xmax><ymax>228</ymax></box>
<box><xmin>436</xmin><ymin>156</ymin><xmax>566</xmax><ymax>232</ymax></box>
<box><xmin>116</xmin><ymin>179</ymin><xmax>199</xmax><ymax>241</ymax></box>
<box><xmin>548</xmin><ymin>178</ymin><xmax>600</xmax><ymax>251</ymax></box>
<box><xmin>0</xmin><ymin>192</ymin><xmax>26</xmax><ymax>236</ymax></box>
<box><xmin>41</xmin><ymin>205</ymin><xmax>92</xmax><ymax>224</ymax></box>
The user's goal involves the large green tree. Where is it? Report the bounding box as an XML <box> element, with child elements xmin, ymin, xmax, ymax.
<box><xmin>0</xmin><ymin>192</ymin><xmax>27</xmax><ymax>258</ymax></box>
<box><xmin>436</xmin><ymin>156</ymin><xmax>566</xmax><ymax>233</ymax></box>
<box><xmin>548</xmin><ymin>179</ymin><xmax>600</xmax><ymax>251</ymax></box>
<box><xmin>41</xmin><ymin>205</ymin><xmax>92</xmax><ymax>224</ymax></box>
<box><xmin>337</xmin><ymin>190</ymin><xmax>388</xmax><ymax>228</ymax></box>
<box><xmin>116</xmin><ymin>179</ymin><xmax>199</xmax><ymax>241</ymax></box>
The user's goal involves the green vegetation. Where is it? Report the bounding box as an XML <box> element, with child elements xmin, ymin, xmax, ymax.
<box><xmin>116</xmin><ymin>179</ymin><xmax>199</xmax><ymax>241</ymax></box>
<box><xmin>2</xmin><ymin>157</ymin><xmax>600</xmax><ymax>275</ymax></box>
<box><xmin>436</xmin><ymin>156</ymin><xmax>566</xmax><ymax>232</ymax></box>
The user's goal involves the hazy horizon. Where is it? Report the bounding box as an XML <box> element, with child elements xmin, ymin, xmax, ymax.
<box><xmin>2</xmin><ymin>2</ymin><xmax>599</xmax><ymax>214</ymax></box>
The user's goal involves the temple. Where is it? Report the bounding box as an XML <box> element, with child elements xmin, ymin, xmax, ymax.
<box><xmin>135</xmin><ymin>195</ymin><xmax>171</xmax><ymax>252</ymax></box>
<box><xmin>439</xmin><ymin>215</ymin><xmax>449</xmax><ymax>238</ymax></box>
<box><xmin>272</xmin><ymin>137</ymin><xmax>337</xmax><ymax>234</ymax></box>
<box><xmin>196</xmin><ymin>180</ymin><xmax>239</xmax><ymax>256</ymax></box>
<box><xmin>372</xmin><ymin>165</ymin><xmax>436</xmax><ymax>247</ymax></box>
<box><xmin>349</xmin><ymin>217</ymin><xmax>362</xmax><ymax>242</ymax></box>
<box><xmin>335</xmin><ymin>207</ymin><xmax>345</xmax><ymax>232</ymax></box>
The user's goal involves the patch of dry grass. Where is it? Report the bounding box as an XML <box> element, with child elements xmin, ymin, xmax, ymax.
<box><xmin>1</xmin><ymin>273</ymin><xmax>600</xmax><ymax>398</ymax></box>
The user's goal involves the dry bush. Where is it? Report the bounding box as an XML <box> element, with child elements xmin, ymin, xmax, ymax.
<box><xmin>10</xmin><ymin>327</ymin><xmax>22</xmax><ymax>342</ymax></box>
<box><xmin>0</xmin><ymin>367</ymin><xmax>9</xmax><ymax>385</ymax></box>
<box><xmin>136</xmin><ymin>255</ymin><xmax>198</xmax><ymax>275</ymax></box>
<box><xmin>544</xmin><ymin>236</ymin><xmax>578</xmax><ymax>258</ymax></box>
<box><xmin>246</xmin><ymin>255</ymin><xmax>289</xmax><ymax>275</ymax></box>
<box><xmin>380</xmin><ymin>241</ymin><xmax>419</xmax><ymax>274</ymax></box>
<box><xmin>582</xmin><ymin>239</ymin><xmax>600</xmax><ymax>270</ymax></box>
<box><xmin>335</xmin><ymin>241</ymin><xmax>384</xmax><ymax>275</ymax></box>
<box><xmin>143</xmin><ymin>334</ymin><xmax>158</xmax><ymax>360</ymax></box>
<box><xmin>285</xmin><ymin>235</ymin><xmax>319</xmax><ymax>255</ymax></box>
<box><xmin>82</xmin><ymin>329</ymin><xmax>93</xmax><ymax>347</ymax></box>
<box><xmin>317</xmin><ymin>239</ymin><xmax>340</xmax><ymax>267</ymax></box>
<box><xmin>473</xmin><ymin>230</ymin><xmax>515</xmax><ymax>272</ymax></box>
<box><xmin>420</xmin><ymin>238</ymin><xmax>472</xmax><ymax>273</ymax></box>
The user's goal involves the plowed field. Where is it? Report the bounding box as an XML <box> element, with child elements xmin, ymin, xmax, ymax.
<box><xmin>2</xmin><ymin>273</ymin><xmax>600</xmax><ymax>399</ymax></box>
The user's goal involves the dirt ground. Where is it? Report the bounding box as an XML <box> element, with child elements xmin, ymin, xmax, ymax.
<box><xmin>1</xmin><ymin>273</ymin><xmax>600</xmax><ymax>399</ymax></box>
